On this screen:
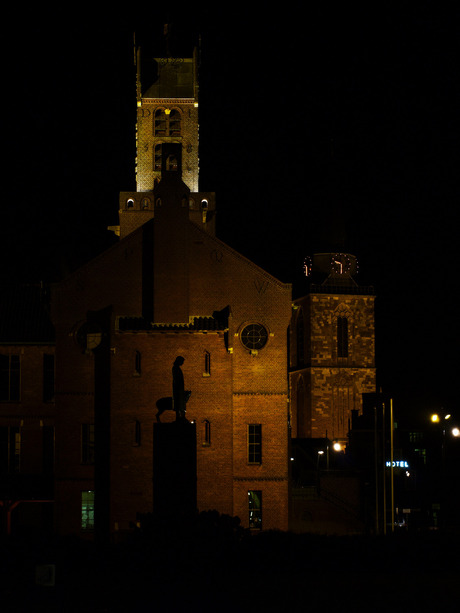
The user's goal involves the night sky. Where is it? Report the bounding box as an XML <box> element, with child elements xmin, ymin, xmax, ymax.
<box><xmin>3</xmin><ymin>7</ymin><xmax>459</xmax><ymax>420</ymax></box>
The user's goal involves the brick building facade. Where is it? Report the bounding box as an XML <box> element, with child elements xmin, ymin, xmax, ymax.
<box><xmin>51</xmin><ymin>46</ymin><xmax>292</xmax><ymax>538</ymax></box>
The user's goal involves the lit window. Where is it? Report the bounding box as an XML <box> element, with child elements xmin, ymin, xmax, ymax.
<box><xmin>248</xmin><ymin>424</ymin><xmax>262</xmax><ymax>464</ymax></box>
<box><xmin>337</xmin><ymin>317</ymin><xmax>348</xmax><ymax>358</ymax></box>
<box><xmin>81</xmin><ymin>491</ymin><xmax>95</xmax><ymax>531</ymax></box>
<box><xmin>0</xmin><ymin>354</ymin><xmax>20</xmax><ymax>402</ymax></box>
<box><xmin>248</xmin><ymin>490</ymin><xmax>262</xmax><ymax>530</ymax></box>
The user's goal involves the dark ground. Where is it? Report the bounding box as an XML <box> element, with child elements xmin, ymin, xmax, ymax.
<box><xmin>1</xmin><ymin>512</ymin><xmax>459</xmax><ymax>612</ymax></box>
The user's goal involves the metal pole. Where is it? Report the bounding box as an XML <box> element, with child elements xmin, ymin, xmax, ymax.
<box><xmin>382</xmin><ymin>402</ymin><xmax>386</xmax><ymax>535</ymax></box>
<box><xmin>390</xmin><ymin>398</ymin><xmax>394</xmax><ymax>532</ymax></box>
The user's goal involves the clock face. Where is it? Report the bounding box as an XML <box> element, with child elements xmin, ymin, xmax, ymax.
<box><xmin>240</xmin><ymin>323</ymin><xmax>269</xmax><ymax>351</ymax></box>
<box><xmin>331</xmin><ymin>253</ymin><xmax>351</xmax><ymax>275</ymax></box>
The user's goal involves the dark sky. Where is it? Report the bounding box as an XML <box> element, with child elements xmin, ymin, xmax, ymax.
<box><xmin>3</xmin><ymin>7</ymin><xmax>459</xmax><ymax>418</ymax></box>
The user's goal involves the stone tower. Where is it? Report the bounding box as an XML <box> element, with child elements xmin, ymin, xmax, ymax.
<box><xmin>114</xmin><ymin>42</ymin><xmax>214</xmax><ymax>241</ymax></box>
<box><xmin>290</xmin><ymin>253</ymin><xmax>376</xmax><ymax>442</ymax></box>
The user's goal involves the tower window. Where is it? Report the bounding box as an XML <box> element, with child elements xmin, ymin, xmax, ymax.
<box><xmin>337</xmin><ymin>317</ymin><xmax>348</xmax><ymax>358</ymax></box>
<box><xmin>154</xmin><ymin>144</ymin><xmax>162</xmax><ymax>171</ymax></box>
<box><xmin>0</xmin><ymin>426</ymin><xmax>21</xmax><ymax>473</ymax></box>
<box><xmin>169</xmin><ymin>109</ymin><xmax>181</xmax><ymax>136</ymax></box>
<box><xmin>154</xmin><ymin>109</ymin><xmax>167</xmax><ymax>136</ymax></box>
<box><xmin>296</xmin><ymin>309</ymin><xmax>305</xmax><ymax>367</ymax></box>
<box><xmin>248</xmin><ymin>424</ymin><xmax>262</xmax><ymax>464</ymax></box>
<box><xmin>166</xmin><ymin>154</ymin><xmax>178</xmax><ymax>171</ymax></box>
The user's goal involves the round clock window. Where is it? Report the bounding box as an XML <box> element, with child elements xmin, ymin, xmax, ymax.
<box><xmin>240</xmin><ymin>323</ymin><xmax>269</xmax><ymax>351</ymax></box>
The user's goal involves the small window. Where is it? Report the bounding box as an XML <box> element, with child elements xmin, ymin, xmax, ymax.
<box><xmin>248</xmin><ymin>424</ymin><xmax>262</xmax><ymax>464</ymax></box>
<box><xmin>81</xmin><ymin>491</ymin><xmax>95</xmax><ymax>531</ymax></box>
<box><xmin>81</xmin><ymin>424</ymin><xmax>95</xmax><ymax>464</ymax></box>
<box><xmin>248</xmin><ymin>490</ymin><xmax>262</xmax><ymax>530</ymax></box>
<box><xmin>203</xmin><ymin>420</ymin><xmax>211</xmax><ymax>446</ymax></box>
<box><xmin>337</xmin><ymin>317</ymin><xmax>348</xmax><ymax>358</ymax></box>
<box><xmin>133</xmin><ymin>420</ymin><xmax>141</xmax><ymax>446</ymax></box>
<box><xmin>134</xmin><ymin>351</ymin><xmax>141</xmax><ymax>376</ymax></box>
<box><xmin>203</xmin><ymin>351</ymin><xmax>211</xmax><ymax>376</ymax></box>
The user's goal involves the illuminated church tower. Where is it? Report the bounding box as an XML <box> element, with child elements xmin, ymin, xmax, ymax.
<box><xmin>114</xmin><ymin>41</ymin><xmax>214</xmax><ymax>241</ymax></box>
<box><xmin>289</xmin><ymin>253</ymin><xmax>376</xmax><ymax>443</ymax></box>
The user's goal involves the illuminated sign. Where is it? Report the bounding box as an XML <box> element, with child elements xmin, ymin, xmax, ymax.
<box><xmin>386</xmin><ymin>461</ymin><xmax>409</xmax><ymax>468</ymax></box>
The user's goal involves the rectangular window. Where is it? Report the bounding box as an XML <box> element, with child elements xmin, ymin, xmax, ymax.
<box><xmin>43</xmin><ymin>354</ymin><xmax>55</xmax><ymax>402</ymax></box>
<box><xmin>81</xmin><ymin>491</ymin><xmax>95</xmax><ymax>530</ymax></box>
<box><xmin>0</xmin><ymin>426</ymin><xmax>21</xmax><ymax>473</ymax></box>
<box><xmin>81</xmin><ymin>424</ymin><xmax>95</xmax><ymax>464</ymax></box>
<box><xmin>203</xmin><ymin>420</ymin><xmax>211</xmax><ymax>446</ymax></box>
<box><xmin>337</xmin><ymin>317</ymin><xmax>348</xmax><ymax>358</ymax></box>
<box><xmin>203</xmin><ymin>351</ymin><xmax>211</xmax><ymax>376</ymax></box>
<box><xmin>0</xmin><ymin>354</ymin><xmax>20</xmax><ymax>402</ymax></box>
<box><xmin>248</xmin><ymin>490</ymin><xmax>262</xmax><ymax>530</ymax></box>
<box><xmin>248</xmin><ymin>424</ymin><xmax>262</xmax><ymax>464</ymax></box>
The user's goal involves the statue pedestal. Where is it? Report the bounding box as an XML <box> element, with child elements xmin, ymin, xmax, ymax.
<box><xmin>153</xmin><ymin>421</ymin><xmax>197</xmax><ymax>520</ymax></box>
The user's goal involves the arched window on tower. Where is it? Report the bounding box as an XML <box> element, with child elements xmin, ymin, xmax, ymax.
<box><xmin>154</xmin><ymin>144</ymin><xmax>162</xmax><ymax>171</ymax></box>
<box><xmin>296</xmin><ymin>309</ymin><xmax>305</xmax><ymax>367</ymax></box>
<box><xmin>166</xmin><ymin>154</ymin><xmax>178</xmax><ymax>172</ymax></box>
<box><xmin>169</xmin><ymin>109</ymin><xmax>181</xmax><ymax>136</ymax></box>
<box><xmin>337</xmin><ymin>317</ymin><xmax>349</xmax><ymax>358</ymax></box>
<box><xmin>154</xmin><ymin>109</ymin><xmax>167</xmax><ymax>136</ymax></box>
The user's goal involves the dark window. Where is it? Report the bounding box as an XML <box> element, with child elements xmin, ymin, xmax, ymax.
<box><xmin>203</xmin><ymin>420</ymin><xmax>211</xmax><ymax>446</ymax></box>
<box><xmin>337</xmin><ymin>317</ymin><xmax>348</xmax><ymax>358</ymax></box>
<box><xmin>154</xmin><ymin>144</ymin><xmax>162</xmax><ymax>170</ymax></box>
<box><xmin>81</xmin><ymin>424</ymin><xmax>95</xmax><ymax>464</ymax></box>
<box><xmin>0</xmin><ymin>426</ymin><xmax>21</xmax><ymax>473</ymax></box>
<box><xmin>248</xmin><ymin>490</ymin><xmax>262</xmax><ymax>530</ymax></box>
<box><xmin>43</xmin><ymin>354</ymin><xmax>55</xmax><ymax>402</ymax></box>
<box><xmin>248</xmin><ymin>424</ymin><xmax>262</xmax><ymax>464</ymax></box>
<box><xmin>204</xmin><ymin>351</ymin><xmax>211</xmax><ymax>376</ymax></box>
<box><xmin>296</xmin><ymin>310</ymin><xmax>305</xmax><ymax>367</ymax></box>
<box><xmin>134</xmin><ymin>351</ymin><xmax>141</xmax><ymax>376</ymax></box>
<box><xmin>133</xmin><ymin>420</ymin><xmax>141</xmax><ymax>446</ymax></box>
<box><xmin>0</xmin><ymin>354</ymin><xmax>20</xmax><ymax>402</ymax></box>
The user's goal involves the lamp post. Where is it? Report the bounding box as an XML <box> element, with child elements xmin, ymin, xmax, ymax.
<box><xmin>430</xmin><ymin>412</ymin><xmax>459</xmax><ymax>528</ymax></box>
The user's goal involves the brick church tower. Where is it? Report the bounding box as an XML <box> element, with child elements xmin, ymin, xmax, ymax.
<box><xmin>51</xmin><ymin>39</ymin><xmax>291</xmax><ymax>538</ymax></box>
<box><xmin>289</xmin><ymin>253</ymin><xmax>376</xmax><ymax>442</ymax></box>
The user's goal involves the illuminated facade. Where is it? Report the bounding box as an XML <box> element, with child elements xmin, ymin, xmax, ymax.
<box><xmin>289</xmin><ymin>253</ymin><xmax>376</xmax><ymax>441</ymax></box>
<box><xmin>51</xmin><ymin>45</ymin><xmax>291</xmax><ymax>538</ymax></box>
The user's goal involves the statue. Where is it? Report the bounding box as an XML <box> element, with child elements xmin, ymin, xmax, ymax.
<box><xmin>155</xmin><ymin>356</ymin><xmax>191</xmax><ymax>422</ymax></box>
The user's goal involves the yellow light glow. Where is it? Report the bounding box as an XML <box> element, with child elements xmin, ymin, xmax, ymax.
<box><xmin>431</xmin><ymin>414</ymin><xmax>440</xmax><ymax>423</ymax></box>
<box><xmin>452</xmin><ymin>427</ymin><xmax>460</xmax><ymax>437</ymax></box>
<box><xmin>333</xmin><ymin>442</ymin><xmax>342</xmax><ymax>452</ymax></box>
